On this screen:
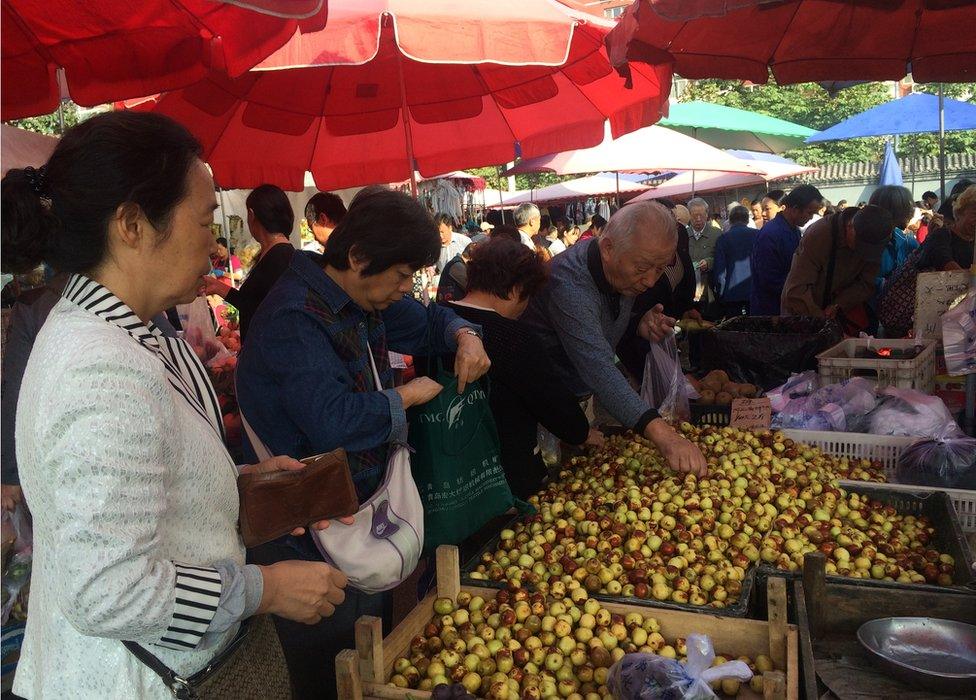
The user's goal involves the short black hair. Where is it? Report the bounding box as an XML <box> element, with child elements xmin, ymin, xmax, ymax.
<box><xmin>324</xmin><ymin>186</ymin><xmax>439</xmax><ymax>276</ymax></box>
<box><xmin>764</xmin><ymin>189</ymin><xmax>786</xmax><ymax>204</ymax></box>
<box><xmin>2</xmin><ymin>111</ymin><xmax>201</xmax><ymax>275</ymax></box>
<box><xmin>782</xmin><ymin>184</ymin><xmax>823</xmax><ymax>209</ymax></box>
<box><xmin>433</xmin><ymin>213</ymin><xmax>453</xmax><ymax>228</ymax></box>
<box><xmin>728</xmin><ymin>205</ymin><xmax>751</xmax><ymax>226</ymax></box>
<box><xmin>215</xmin><ymin>237</ymin><xmax>228</xmax><ymax>248</ymax></box>
<box><xmin>305</xmin><ymin>192</ymin><xmax>346</xmax><ymax>226</ymax></box>
<box><xmin>246</xmin><ymin>184</ymin><xmax>294</xmax><ymax>234</ymax></box>
<box><xmin>922</xmin><ymin>191</ymin><xmax>938</xmax><ymax>200</ymax></box>
<box><xmin>490</xmin><ymin>224</ymin><xmax>522</xmax><ymax>242</ymax></box>
<box><xmin>591</xmin><ymin>214</ymin><xmax>607</xmax><ymax>231</ymax></box>
<box><xmin>466</xmin><ymin>237</ymin><xmax>549</xmax><ymax>301</ymax></box>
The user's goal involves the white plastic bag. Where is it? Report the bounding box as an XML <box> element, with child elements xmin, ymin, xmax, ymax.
<box><xmin>867</xmin><ymin>386</ymin><xmax>962</xmax><ymax>439</ymax></box>
<box><xmin>641</xmin><ymin>334</ymin><xmax>693</xmax><ymax>422</ymax></box>
<box><xmin>941</xmin><ymin>289</ymin><xmax>976</xmax><ymax>376</ymax></box>
<box><xmin>608</xmin><ymin>634</ymin><xmax>752</xmax><ymax>700</ymax></box>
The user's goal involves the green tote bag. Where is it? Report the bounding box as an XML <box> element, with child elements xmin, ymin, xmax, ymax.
<box><xmin>407</xmin><ymin>367</ymin><xmax>516</xmax><ymax>550</ymax></box>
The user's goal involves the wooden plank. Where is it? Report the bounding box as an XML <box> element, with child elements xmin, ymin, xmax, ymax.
<box><xmin>818</xmin><ymin>586</ymin><xmax>975</xmax><ymax>634</ymax></box>
<box><xmin>767</xmin><ymin>576</ymin><xmax>788</xmax><ymax>670</ymax></box>
<box><xmin>763</xmin><ymin>670</ymin><xmax>786</xmax><ymax>700</ymax></box>
<box><xmin>479</xmin><ymin>585</ymin><xmax>777</xmax><ymax>658</ymax></box>
<box><xmin>381</xmin><ymin>592</ymin><xmax>436</xmax><ymax>681</ymax></box>
<box><xmin>786</xmin><ymin>625</ymin><xmax>799</xmax><ymax>700</ymax></box>
<box><xmin>435</xmin><ymin>545</ymin><xmax>460</xmax><ymax>601</ymax></box>
<box><xmin>793</xmin><ymin>581</ymin><xmax>821</xmax><ymax>700</ymax></box>
<box><xmin>336</xmin><ymin>648</ymin><xmax>363</xmax><ymax>700</ymax></box>
<box><xmin>802</xmin><ymin>552</ymin><xmax>826</xmax><ymax>637</ymax></box>
<box><xmin>361</xmin><ymin>685</ymin><xmax>427</xmax><ymax>700</ymax></box>
<box><xmin>356</xmin><ymin>616</ymin><xmax>384</xmax><ymax>684</ymax></box>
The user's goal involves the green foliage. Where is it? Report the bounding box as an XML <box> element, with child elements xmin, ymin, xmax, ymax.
<box><xmin>681</xmin><ymin>80</ymin><xmax>976</xmax><ymax>165</ymax></box>
<box><xmin>8</xmin><ymin>102</ymin><xmax>80</xmax><ymax>136</ymax></box>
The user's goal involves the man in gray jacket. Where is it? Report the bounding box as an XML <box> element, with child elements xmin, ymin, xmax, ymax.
<box><xmin>522</xmin><ymin>202</ymin><xmax>707</xmax><ymax>476</ymax></box>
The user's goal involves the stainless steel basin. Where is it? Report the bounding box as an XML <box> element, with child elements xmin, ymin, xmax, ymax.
<box><xmin>858</xmin><ymin>617</ymin><xmax>976</xmax><ymax>695</ymax></box>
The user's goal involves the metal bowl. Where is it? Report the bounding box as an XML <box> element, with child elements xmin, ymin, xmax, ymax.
<box><xmin>858</xmin><ymin>617</ymin><xmax>976</xmax><ymax>695</ymax></box>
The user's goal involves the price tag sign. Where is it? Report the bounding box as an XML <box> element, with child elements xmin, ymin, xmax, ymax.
<box><xmin>730</xmin><ymin>397</ymin><xmax>771</xmax><ymax>429</ymax></box>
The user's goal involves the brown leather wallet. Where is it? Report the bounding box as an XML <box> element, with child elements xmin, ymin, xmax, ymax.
<box><xmin>237</xmin><ymin>448</ymin><xmax>360</xmax><ymax>548</ymax></box>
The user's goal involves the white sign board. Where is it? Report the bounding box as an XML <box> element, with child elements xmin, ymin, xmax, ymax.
<box><xmin>914</xmin><ymin>270</ymin><xmax>969</xmax><ymax>340</ymax></box>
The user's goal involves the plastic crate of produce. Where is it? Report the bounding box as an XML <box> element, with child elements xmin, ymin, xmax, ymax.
<box><xmin>759</xmin><ymin>482</ymin><xmax>975</xmax><ymax>594</ymax></box>
<box><xmin>816</xmin><ymin>337</ymin><xmax>937</xmax><ymax>392</ymax></box>
<box><xmin>782</xmin><ymin>428</ymin><xmax>976</xmax><ymax>534</ymax></box>
<box><xmin>459</xmin><ymin>515</ymin><xmax>758</xmax><ymax>618</ymax></box>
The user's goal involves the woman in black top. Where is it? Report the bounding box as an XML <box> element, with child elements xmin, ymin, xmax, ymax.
<box><xmin>445</xmin><ymin>237</ymin><xmax>599</xmax><ymax>498</ymax></box>
<box><xmin>205</xmin><ymin>184</ymin><xmax>298</xmax><ymax>339</ymax></box>
<box><xmin>919</xmin><ymin>184</ymin><xmax>975</xmax><ymax>272</ymax></box>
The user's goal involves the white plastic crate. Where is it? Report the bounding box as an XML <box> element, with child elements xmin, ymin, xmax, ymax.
<box><xmin>816</xmin><ymin>337</ymin><xmax>937</xmax><ymax>393</ymax></box>
<box><xmin>782</xmin><ymin>428</ymin><xmax>976</xmax><ymax>533</ymax></box>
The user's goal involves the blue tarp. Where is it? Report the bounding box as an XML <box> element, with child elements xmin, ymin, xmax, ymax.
<box><xmin>806</xmin><ymin>92</ymin><xmax>976</xmax><ymax>142</ymax></box>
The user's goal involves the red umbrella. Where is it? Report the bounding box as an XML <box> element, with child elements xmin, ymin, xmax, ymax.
<box><xmin>133</xmin><ymin>0</ymin><xmax>671</xmax><ymax>192</ymax></box>
<box><xmin>607</xmin><ymin>0</ymin><xmax>976</xmax><ymax>85</ymax></box>
<box><xmin>1</xmin><ymin>0</ymin><xmax>326</xmax><ymax>120</ymax></box>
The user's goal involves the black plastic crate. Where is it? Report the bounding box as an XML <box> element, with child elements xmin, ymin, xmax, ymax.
<box><xmin>459</xmin><ymin>514</ymin><xmax>759</xmax><ymax>618</ymax></box>
<box><xmin>689</xmin><ymin>401</ymin><xmax>732</xmax><ymax>426</ymax></box>
<box><xmin>758</xmin><ymin>483</ymin><xmax>975</xmax><ymax>595</ymax></box>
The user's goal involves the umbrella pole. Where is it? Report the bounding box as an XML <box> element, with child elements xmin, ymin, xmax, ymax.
<box><xmin>497</xmin><ymin>166</ymin><xmax>505</xmax><ymax>224</ymax></box>
<box><xmin>938</xmin><ymin>84</ymin><xmax>946</xmax><ymax>202</ymax></box>
<box><xmin>395</xmin><ymin>42</ymin><xmax>419</xmax><ymax>199</ymax></box>
<box><xmin>218</xmin><ymin>187</ymin><xmax>236</xmax><ymax>288</ymax></box>
<box><xmin>615</xmin><ymin>171</ymin><xmax>621</xmax><ymax>208</ymax></box>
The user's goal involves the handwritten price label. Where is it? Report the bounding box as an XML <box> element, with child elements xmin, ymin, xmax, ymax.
<box><xmin>730</xmin><ymin>397</ymin><xmax>771</xmax><ymax>429</ymax></box>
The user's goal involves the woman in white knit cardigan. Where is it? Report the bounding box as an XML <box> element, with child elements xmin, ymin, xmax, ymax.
<box><xmin>2</xmin><ymin>112</ymin><xmax>349</xmax><ymax>699</ymax></box>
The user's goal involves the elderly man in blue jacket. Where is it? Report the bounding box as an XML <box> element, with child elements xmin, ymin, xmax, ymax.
<box><xmin>749</xmin><ymin>185</ymin><xmax>824</xmax><ymax>315</ymax></box>
<box><xmin>712</xmin><ymin>205</ymin><xmax>758</xmax><ymax>318</ymax></box>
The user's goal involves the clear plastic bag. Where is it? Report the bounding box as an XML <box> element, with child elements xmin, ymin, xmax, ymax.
<box><xmin>608</xmin><ymin>634</ymin><xmax>752</xmax><ymax>700</ymax></box>
<box><xmin>766</xmin><ymin>371</ymin><xmax>819</xmax><ymax>413</ymax></box>
<box><xmin>895</xmin><ymin>434</ymin><xmax>976</xmax><ymax>489</ymax></box>
<box><xmin>771</xmin><ymin>377</ymin><xmax>877</xmax><ymax>432</ymax></box>
<box><xmin>641</xmin><ymin>334</ymin><xmax>693</xmax><ymax>422</ymax></box>
<box><xmin>1</xmin><ymin>504</ymin><xmax>32</xmax><ymax>624</ymax></box>
<box><xmin>537</xmin><ymin>424</ymin><xmax>561</xmax><ymax>468</ymax></box>
<box><xmin>176</xmin><ymin>297</ymin><xmax>232</xmax><ymax>366</ymax></box>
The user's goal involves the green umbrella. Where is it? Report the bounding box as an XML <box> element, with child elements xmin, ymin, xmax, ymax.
<box><xmin>659</xmin><ymin>101</ymin><xmax>816</xmax><ymax>153</ymax></box>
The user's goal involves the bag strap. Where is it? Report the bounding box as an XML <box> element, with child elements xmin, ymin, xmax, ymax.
<box><xmin>123</xmin><ymin>619</ymin><xmax>253</xmax><ymax>699</ymax></box>
<box><xmin>366</xmin><ymin>343</ymin><xmax>384</xmax><ymax>392</ymax></box>
<box><xmin>822</xmin><ymin>216</ymin><xmax>840</xmax><ymax>309</ymax></box>
<box><xmin>235</xmin><ymin>376</ymin><xmax>274</xmax><ymax>462</ymax></box>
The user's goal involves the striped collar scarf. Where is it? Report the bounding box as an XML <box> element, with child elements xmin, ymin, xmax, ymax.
<box><xmin>62</xmin><ymin>275</ymin><xmax>225</xmax><ymax>444</ymax></box>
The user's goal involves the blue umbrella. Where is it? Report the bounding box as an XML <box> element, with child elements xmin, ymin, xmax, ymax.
<box><xmin>807</xmin><ymin>91</ymin><xmax>976</xmax><ymax>198</ymax></box>
<box><xmin>878</xmin><ymin>140</ymin><xmax>903</xmax><ymax>186</ymax></box>
<box><xmin>806</xmin><ymin>92</ymin><xmax>976</xmax><ymax>141</ymax></box>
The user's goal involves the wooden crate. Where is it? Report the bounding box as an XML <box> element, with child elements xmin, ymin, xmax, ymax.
<box><xmin>795</xmin><ymin>552</ymin><xmax>976</xmax><ymax>699</ymax></box>
<box><xmin>337</xmin><ymin>546</ymin><xmax>799</xmax><ymax>700</ymax></box>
